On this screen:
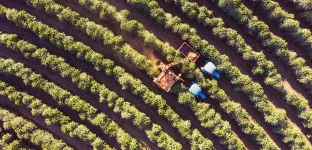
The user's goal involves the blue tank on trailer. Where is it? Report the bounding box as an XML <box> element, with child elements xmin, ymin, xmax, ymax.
<box><xmin>188</xmin><ymin>83</ymin><xmax>206</xmax><ymax>99</ymax></box>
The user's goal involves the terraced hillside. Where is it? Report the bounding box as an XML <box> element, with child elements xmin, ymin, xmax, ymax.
<box><xmin>0</xmin><ymin>0</ymin><xmax>312</xmax><ymax>149</ymax></box>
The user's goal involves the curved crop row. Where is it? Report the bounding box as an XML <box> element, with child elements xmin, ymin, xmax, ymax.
<box><xmin>39</xmin><ymin>0</ymin><xmax>251</xmax><ymax>149</ymax></box>
<box><xmin>211</xmin><ymin>0</ymin><xmax>312</xmax><ymax>138</ymax></box>
<box><xmin>123</xmin><ymin>0</ymin><xmax>312</xmax><ymax>149</ymax></box>
<box><xmin>24</xmin><ymin>0</ymin><xmax>159</xmax><ymax>77</ymax></box>
<box><xmin>0</xmin><ymin>132</ymin><xmax>28</xmax><ymax>150</ymax></box>
<box><xmin>165</xmin><ymin>0</ymin><xmax>312</xmax><ymax>140</ymax></box>
<box><xmin>285</xmin><ymin>0</ymin><xmax>312</xmax><ymax>26</ymax></box>
<box><xmin>0</xmin><ymin>79</ymin><xmax>113</xmax><ymax>150</ymax></box>
<box><xmin>210</xmin><ymin>0</ymin><xmax>312</xmax><ymax>96</ymax></box>
<box><xmin>0</xmin><ymin>31</ymin><xmax>182</xmax><ymax>150</ymax></box>
<box><xmin>0</xmin><ymin>105</ymin><xmax>72</xmax><ymax>150</ymax></box>
<box><xmin>0</xmin><ymin>57</ymin><xmax>142</xmax><ymax>150</ymax></box>
<box><xmin>4</xmin><ymin>1</ymin><xmax>217</xmax><ymax>149</ymax></box>
<box><xmin>71</xmin><ymin>0</ymin><xmax>281</xmax><ymax>149</ymax></box>
<box><xmin>0</xmin><ymin>5</ymin><xmax>213</xmax><ymax>149</ymax></box>
<box><xmin>249</xmin><ymin>0</ymin><xmax>312</xmax><ymax>60</ymax></box>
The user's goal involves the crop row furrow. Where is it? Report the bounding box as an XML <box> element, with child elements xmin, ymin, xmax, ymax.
<box><xmin>248</xmin><ymin>0</ymin><xmax>312</xmax><ymax>61</ymax></box>
<box><xmin>209</xmin><ymin>0</ymin><xmax>312</xmax><ymax>96</ymax></box>
<box><xmin>123</xmin><ymin>0</ymin><xmax>312</xmax><ymax>149</ymax></box>
<box><xmin>0</xmin><ymin>130</ymin><xmax>29</xmax><ymax>149</ymax></box>
<box><xmin>0</xmin><ymin>30</ymin><xmax>183</xmax><ymax>150</ymax></box>
<box><xmin>0</xmin><ymin>3</ymin><xmax>213</xmax><ymax>149</ymax></box>
<box><xmin>0</xmin><ymin>79</ymin><xmax>113</xmax><ymax>150</ymax></box>
<box><xmin>71</xmin><ymin>0</ymin><xmax>283</xmax><ymax>148</ymax></box>
<box><xmin>6</xmin><ymin>0</ymin><xmax>219</xmax><ymax>149</ymax></box>
<box><xmin>285</xmin><ymin>0</ymin><xmax>312</xmax><ymax>27</ymax></box>
<box><xmin>54</xmin><ymin>0</ymin><xmax>251</xmax><ymax>149</ymax></box>
<box><xmin>164</xmin><ymin>0</ymin><xmax>312</xmax><ymax>142</ymax></box>
<box><xmin>69</xmin><ymin>0</ymin><xmax>284</xmax><ymax>148</ymax></box>
<box><xmin>210</xmin><ymin>0</ymin><xmax>312</xmax><ymax>140</ymax></box>
<box><xmin>0</xmin><ymin>54</ymin><xmax>142</xmax><ymax>149</ymax></box>
<box><xmin>0</xmin><ymin>103</ymin><xmax>72</xmax><ymax>150</ymax></box>
<box><xmin>68</xmin><ymin>0</ymin><xmax>278</xmax><ymax>149</ymax></box>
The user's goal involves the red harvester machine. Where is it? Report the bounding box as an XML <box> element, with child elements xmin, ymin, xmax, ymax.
<box><xmin>153</xmin><ymin>42</ymin><xmax>200</xmax><ymax>92</ymax></box>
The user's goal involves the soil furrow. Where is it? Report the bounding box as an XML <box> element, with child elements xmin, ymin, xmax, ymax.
<box><xmin>0</xmin><ymin>46</ymin><xmax>162</xmax><ymax>149</ymax></box>
<box><xmin>0</xmin><ymin>95</ymin><xmax>91</xmax><ymax>150</ymax></box>
<box><xmin>0</xmin><ymin>1</ymin><xmax>233</xmax><ymax>149</ymax></box>
<box><xmin>156</xmin><ymin>0</ymin><xmax>309</xmax><ymax>147</ymax></box>
<box><xmin>240</xmin><ymin>0</ymin><xmax>312</xmax><ymax>67</ymax></box>
<box><xmin>190</xmin><ymin>0</ymin><xmax>312</xmax><ymax>103</ymax></box>
<box><xmin>2</xmin><ymin>0</ymin><xmax>309</xmax><ymax>149</ymax></box>
<box><xmin>62</xmin><ymin>1</ymin><xmax>286</xmax><ymax>148</ymax></box>
<box><xmin>273</xmin><ymin>0</ymin><xmax>311</xmax><ymax>29</ymax></box>
<box><xmin>0</xmin><ymin>13</ymin><xmax>190</xmax><ymax>149</ymax></box>
<box><xmin>0</xmin><ymin>58</ymin><xmax>120</xmax><ymax>149</ymax></box>
<box><xmin>0</xmin><ymin>120</ymin><xmax>41</xmax><ymax>149</ymax></box>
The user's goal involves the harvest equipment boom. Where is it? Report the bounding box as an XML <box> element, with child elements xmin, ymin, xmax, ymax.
<box><xmin>153</xmin><ymin>42</ymin><xmax>220</xmax><ymax>99</ymax></box>
<box><xmin>153</xmin><ymin>42</ymin><xmax>199</xmax><ymax>92</ymax></box>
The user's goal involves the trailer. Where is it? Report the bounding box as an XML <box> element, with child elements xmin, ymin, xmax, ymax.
<box><xmin>178</xmin><ymin>42</ymin><xmax>200</xmax><ymax>62</ymax></box>
<box><xmin>153</xmin><ymin>42</ymin><xmax>200</xmax><ymax>92</ymax></box>
<box><xmin>153</xmin><ymin>70</ymin><xmax>181</xmax><ymax>92</ymax></box>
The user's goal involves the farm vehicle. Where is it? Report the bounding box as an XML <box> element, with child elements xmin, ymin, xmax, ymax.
<box><xmin>153</xmin><ymin>42</ymin><xmax>220</xmax><ymax>99</ymax></box>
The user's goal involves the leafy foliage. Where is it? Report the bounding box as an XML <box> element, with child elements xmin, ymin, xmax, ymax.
<box><xmin>213</xmin><ymin>0</ymin><xmax>312</xmax><ymax>96</ymax></box>
<box><xmin>124</xmin><ymin>0</ymin><xmax>312</xmax><ymax>149</ymax></box>
<box><xmin>0</xmin><ymin>80</ymin><xmax>113</xmax><ymax>150</ymax></box>
<box><xmin>9</xmin><ymin>1</ymin><xmax>214</xmax><ymax>149</ymax></box>
<box><xmin>0</xmin><ymin>107</ymin><xmax>72</xmax><ymax>150</ymax></box>
<box><xmin>0</xmin><ymin>56</ymin><xmax>141</xmax><ymax>150</ymax></box>
<box><xmin>0</xmin><ymin>132</ymin><xmax>27</xmax><ymax>150</ymax></box>
<box><xmin>0</xmin><ymin>31</ymin><xmax>182</xmax><ymax>150</ymax></box>
<box><xmin>250</xmin><ymin>0</ymin><xmax>312</xmax><ymax>63</ymax></box>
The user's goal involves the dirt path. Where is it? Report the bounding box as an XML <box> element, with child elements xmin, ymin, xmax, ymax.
<box><xmin>0</xmin><ymin>95</ymin><xmax>92</xmax><ymax>150</ymax></box>
<box><xmin>0</xmin><ymin>0</ymin><xmax>233</xmax><ymax>149</ymax></box>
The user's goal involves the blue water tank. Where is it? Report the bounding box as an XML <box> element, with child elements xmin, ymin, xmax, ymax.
<box><xmin>202</xmin><ymin>62</ymin><xmax>216</xmax><ymax>74</ymax></box>
<box><xmin>201</xmin><ymin>61</ymin><xmax>220</xmax><ymax>79</ymax></box>
<box><xmin>188</xmin><ymin>83</ymin><xmax>206</xmax><ymax>99</ymax></box>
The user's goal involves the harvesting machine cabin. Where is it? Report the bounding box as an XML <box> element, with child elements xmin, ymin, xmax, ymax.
<box><xmin>153</xmin><ymin>42</ymin><xmax>200</xmax><ymax>92</ymax></box>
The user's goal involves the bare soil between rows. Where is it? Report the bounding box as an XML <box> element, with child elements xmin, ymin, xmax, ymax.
<box><xmin>1</xmin><ymin>0</ymin><xmax>237</xmax><ymax>149</ymax></box>
<box><xmin>0</xmin><ymin>95</ymin><xmax>92</xmax><ymax>150</ymax></box>
<box><xmin>0</xmin><ymin>120</ymin><xmax>41</xmax><ymax>149</ymax></box>
<box><xmin>2</xmin><ymin>0</ymin><xmax>310</xmax><ymax>149</ymax></box>
<box><xmin>66</xmin><ymin>0</ymin><xmax>294</xmax><ymax>148</ymax></box>
<box><xmin>0</xmin><ymin>5</ymin><xmax>191</xmax><ymax>150</ymax></box>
